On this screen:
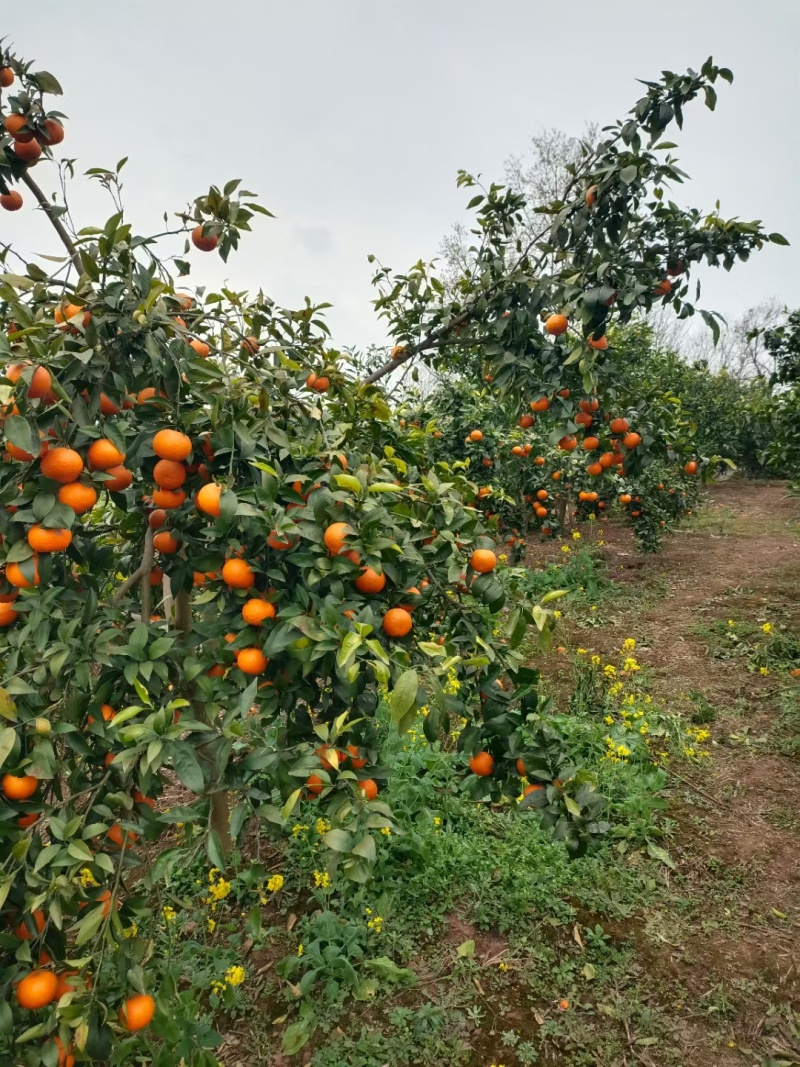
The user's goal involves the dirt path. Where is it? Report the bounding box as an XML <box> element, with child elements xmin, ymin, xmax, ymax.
<box><xmin>539</xmin><ymin>481</ymin><xmax>800</xmax><ymax>1066</ymax></box>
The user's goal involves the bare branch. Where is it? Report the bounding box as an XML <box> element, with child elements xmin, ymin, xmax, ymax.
<box><xmin>109</xmin><ymin>526</ymin><xmax>155</xmax><ymax>606</ymax></box>
<box><xmin>19</xmin><ymin>169</ymin><xmax>83</xmax><ymax>275</ymax></box>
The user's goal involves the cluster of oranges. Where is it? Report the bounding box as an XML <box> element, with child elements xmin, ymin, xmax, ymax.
<box><xmin>1</xmin><ymin>64</ymin><xmax>65</xmax><ymax>211</ymax></box>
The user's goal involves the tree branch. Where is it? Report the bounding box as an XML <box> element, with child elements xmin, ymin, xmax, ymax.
<box><xmin>109</xmin><ymin>527</ymin><xmax>155</xmax><ymax>606</ymax></box>
<box><xmin>19</xmin><ymin>169</ymin><xmax>83</xmax><ymax>275</ymax></box>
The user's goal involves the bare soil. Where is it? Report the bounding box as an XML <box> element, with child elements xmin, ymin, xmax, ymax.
<box><xmin>527</xmin><ymin>480</ymin><xmax>800</xmax><ymax>1066</ymax></box>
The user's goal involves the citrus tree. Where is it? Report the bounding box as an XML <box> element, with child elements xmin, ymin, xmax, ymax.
<box><xmin>0</xmin><ymin>46</ymin><xmax>574</xmax><ymax>1065</ymax></box>
<box><xmin>0</xmin><ymin>45</ymin><xmax>786</xmax><ymax>1065</ymax></box>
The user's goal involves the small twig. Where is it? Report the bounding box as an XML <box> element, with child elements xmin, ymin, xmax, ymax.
<box><xmin>19</xmin><ymin>169</ymin><xmax>83</xmax><ymax>275</ymax></box>
<box><xmin>109</xmin><ymin>527</ymin><xmax>155</xmax><ymax>606</ymax></box>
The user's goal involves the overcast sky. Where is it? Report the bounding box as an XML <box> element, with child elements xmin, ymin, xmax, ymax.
<box><xmin>4</xmin><ymin>1</ymin><xmax>798</xmax><ymax>355</ymax></box>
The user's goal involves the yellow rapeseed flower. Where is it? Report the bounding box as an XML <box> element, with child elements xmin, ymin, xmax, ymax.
<box><xmin>267</xmin><ymin>874</ymin><xmax>284</xmax><ymax>893</ymax></box>
<box><xmin>79</xmin><ymin>867</ymin><xmax>99</xmax><ymax>888</ymax></box>
<box><xmin>161</xmin><ymin>905</ymin><xmax>177</xmax><ymax>923</ymax></box>
<box><xmin>762</xmin><ymin>622</ymin><xmax>772</xmax><ymax>634</ymax></box>
<box><xmin>313</xmin><ymin>869</ymin><xmax>331</xmax><ymax>889</ymax></box>
<box><xmin>572</xmin><ymin>531</ymin><xmax>582</xmax><ymax>540</ymax></box>
<box><xmin>224</xmin><ymin>965</ymin><xmax>246</xmax><ymax>987</ymax></box>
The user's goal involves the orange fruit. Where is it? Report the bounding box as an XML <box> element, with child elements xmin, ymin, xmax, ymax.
<box><xmin>191</xmin><ymin>226</ymin><xmax>218</xmax><ymax>252</ymax></box>
<box><xmin>54</xmin><ymin>303</ymin><xmax>90</xmax><ymax>329</ymax></box>
<box><xmin>585</xmin><ymin>185</ymin><xmax>597</xmax><ymax>206</ymax></box>
<box><xmin>307</xmin><ymin>373</ymin><xmax>330</xmax><ymax>392</ymax></box>
<box><xmin>0</xmin><ymin>601</ymin><xmax>19</xmax><ymax>626</ymax></box>
<box><xmin>654</xmin><ymin>278</ymin><xmax>672</xmax><ymax>295</ymax></box>
<box><xmin>148</xmin><ymin>509</ymin><xmax>167</xmax><ymax>529</ymax></box>
<box><xmin>358</xmin><ymin>778</ymin><xmax>378</xmax><ymax>800</ymax></box>
<box><xmin>58</xmin><ymin>481</ymin><xmax>97</xmax><ymax>514</ymax></box>
<box><xmin>469</xmin><ymin>429</ymin><xmax>483</xmax><ymax>442</ymax></box>
<box><xmin>523</xmin><ymin>783</ymin><xmax>544</xmax><ymax>797</ymax></box>
<box><xmin>586</xmin><ymin>462</ymin><xmax>603</xmax><ymax>477</ymax></box>
<box><xmin>119</xmin><ymin>993</ymin><xmax>156</xmax><ymax>1032</ymax></box>
<box><xmin>610</xmin><ymin>418</ymin><xmax>629</xmax><ymax>434</ymax></box>
<box><xmin>196</xmin><ymin>482</ymin><xmax>222</xmax><ymax>516</ymax></box>
<box><xmin>470</xmin><ymin>548</ymin><xmax>497</xmax><ymax>573</ymax></box>
<box><xmin>623</xmin><ymin>432</ymin><xmax>641</xmax><ymax>449</ymax></box>
<box><xmin>469</xmin><ymin>751</ymin><xmax>494</xmax><ymax>776</ymax></box>
<box><xmin>39</xmin><ymin>118</ymin><xmax>65</xmax><ymax>146</ymax></box>
<box><xmin>27</xmin><ymin>366</ymin><xmax>52</xmax><ymax>400</ymax></box>
<box><xmin>515</xmin><ymin>758</ymin><xmax>527</xmax><ymax>776</ymax></box>
<box><xmin>0</xmin><ymin>68</ymin><xmax>15</xmax><ymax>88</ymax></box>
<box><xmin>27</xmin><ymin>525</ymin><xmax>72</xmax><ymax>553</ymax></box>
<box><xmin>151</xmin><ymin>487</ymin><xmax>186</xmax><ymax>508</ymax></box>
<box><xmin>49</xmin><ymin>1038</ymin><xmax>75</xmax><ymax>1067</ymax></box>
<box><xmin>242</xmin><ymin>335</ymin><xmax>259</xmax><ymax>354</ymax></box>
<box><xmin>346</xmin><ymin>744</ymin><xmax>367</xmax><ymax>769</ymax></box>
<box><xmin>323</xmin><ymin>521</ymin><xmax>351</xmax><ymax>555</ymax></box>
<box><xmin>511</xmin><ymin>445</ymin><xmax>524</xmax><ymax>457</ymax></box>
<box><xmin>530</xmin><ymin>397</ymin><xmax>550</xmax><ymax>412</ymax></box>
<box><xmin>545</xmin><ymin>314</ymin><xmax>568</xmax><ymax>336</ymax></box>
<box><xmin>684</xmin><ymin>460</ymin><xmax>698</xmax><ymax>475</ymax></box>
<box><xmin>221</xmin><ymin>558</ymin><xmax>255</xmax><ymax>589</ymax></box>
<box><xmin>107</xmin><ymin>824</ymin><xmax>136</xmax><ymax>849</ymax></box>
<box><xmin>267</xmin><ymin>531</ymin><xmax>296</xmax><ymax>551</ymax></box>
<box><xmin>587</xmin><ymin>334</ymin><xmax>607</xmax><ymax>350</ymax></box>
<box><xmin>4</xmin><ymin>114</ymin><xmax>29</xmax><ymax>139</ymax></box>
<box><xmin>104</xmin><ymin>466</ymin><xmax>133</xmax><ymax>492</ymax></box>
<box><xmin>582</xmin><ymin>436</ymin><xmax>600</xmax><ymax>451</ymax></box>
<box><xmin>306</xmin><ymin>773</ymin><xmax>324</xmax><ymax>796</ymax></box>
<box><xmin>188</xmin><ymin>338</ymin><xmax>210</xmax><ymax>358</ymax></box>
<box><xmin>242</xmin><ymin>599</ymin><xmax>276</xmax><ymax>625</ymax></box>
<box><xmin>598</xmin><ymin>452</ymin><xmax>615</xmax><ymax>469</ymax></box>
<box><xmin>236</xmin><ymin>647</ymin><xmax>268</xmax><ymax>675</ymax></box>
<box><xmin>382</xmin><ymin>607</ymin><xmax>412</xmax><ymax>638</ymax></box>
<box><xmin>619</xmin><ymin>493</ymin><xmax>632</xmax><ymax>504</ymax></box>
<box><xmin>41</xmin><ymin>447</ymin><xmax>83</xmax><ymax>483</ymax></box>
<box><xmin>355</xmin><ymin>566</ymin><xmax>386</xmax><ymax>594</ymax></box>
<box><xmin>558</xmin><ymin>435</ymin><xmax>577</xmax><ymax>451</ymax></box>
<box><xmin>15</xmin><ymin>969</ymin><xmax>58</xmax><ymax>1010</ymax></box>
<box><xmin>152</xmin><ymin>429</ymin><xmax>192</xmax><ymax>461</ymax></box>
<box><xmin>14</xmin><ymin>138</ymin><xmax>43</xmax><ymax>163</ymax></box>
<box><xmin>390</xmin><ymin>344</ymin><xmax>406</xmax><ymax>360</ymax></box>
<box><xmin>153</xmin><ymin>531</ymin><xmax>180</xmax><ymax>554</ymax></box>
<box><xmin>153</xmin><ymin>459</ymin><xmax>186</xmax><ymax>489</ymax></box>
<box><xmin>15</xmin><ymin>910</ymin><xmax>46</xmax><ymax>940</ymax></box>
<box><xmin>534</xmin><ymin>456</ymin><xmax>545</xmax><ymax>466</ymax></box>
<box><xmin>518</xmin><ymin>414</ymin><xmax>535</xmax><ymax>429</ymax></box>
<box><xmin>6</xmin><ymin>557</ymin><xmax>40</xmax><ymax>588</ymax></box>
<box><xmin>575</xmin><ymin>412</ymin><xmax>593</xmax><ymax>428</ymax></box>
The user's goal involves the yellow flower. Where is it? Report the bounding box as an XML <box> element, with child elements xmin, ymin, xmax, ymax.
<box><xmin>572</xmin><ymin>531</ymin><xmax>582</xmax><ymax>540</ymax></box>
<box><xmin>297</xmin><ymin>943</ymin><xmax>304</xmax><ymax>957</ymax></box>
<box><xmin>267</xmin><ymin>874</ymin><xmax>284</xmax><ymax>893</ymax></box>
<box><xmin>123</xmin><ymin>923</ymin><xmax>138</xmax><ymax>939</ymax></box>
<box><xmin>560</xmin><ymin>545</ymin><xmax>571</xmax><ymax>554</ymax></box>
<box><xmin>207</xmin><ymin>918</ymin><xmax>216</xmax><ymax>932</ymax></box>
<box><xmin>576</xmin><ymin>648</ymin><xmax>588</xmax><ymax>655</ymax></box>
<box><xmin>728</xmin><ymin>619</ymin><xmax>735</xmax><ymax>627</ymax></box>
<box><xmin>224</xmin><ymin>965</ymin><xmax>246</xmax><ymax>987</ymax></box>
<box><xmin>208</xmin><ymin>867</ymin><xmax>219</xmax><ymax>882</ymax></box>
<box><xmin>759</xmin><ymin>666</ymin><xmax>769</xmax><ymax>676</ymax></box>
<box><xmin>208</xmin><ymin>878</ymin><xmax>231</xmax><ymax>901</ymax></box>
<box><xmin>498</xmin><ymin>553</ymin><xmax>508</xmax><ymax>563</ymax></box>
<box><xmin>313</xmin><ymin>869</ymin><xmax>331</xmax><ymax>889</ymax></box>
<box><xmin>604</xmin><ymin>715</ymin><xmax>614</xmax><ymax>725</ymax></box>
<box><xmin>433</xmin><ymin>816</ymin><xmax>442</xmax><ymax>826</ymax></box>
<box><xmin>291</xmin><ymin>823</ymin><xmax>308</xmax><ymax>838</ymax></box>
<box><xmin>590</xmin><ymin>604</ymin><xmax>597</xmax><ymax>612</ymax></box>
<box><xmin>367</xmin><ymin>914</ymin><xmax>384</xmax><ymax>932</ymax></box>
<box><xmin>315</xmin><ymin>818</ymin><xmax>331</xmax><ymax>835</ymax></box>
<box><xmin>622</xmin><ymin>657</ymin><xmax>640</xmax><ymax>673</ymax></box>
<box><xmin>161</xmin><ymin>905</ymin><xmax>177</xmax><ymax>923</ymax></box>
<box><xmin>553</xmin><ymin>610</ymin><xmax>562</xmax><ymax>619</ymax></box>
<box><xmin>604</xmin><ymin>664</ymin><xmax>617</xmax><ymax>678</ymax></box>
<box><xmin>79</xmin><ymin>867</ymin><xmax>99</xmax><ymax>888</ymax></box>
<box><xmin>498</xmin><ymin>961</ymin><xmax>510</xmax><ymax>972</ymax></box>
<box><xmin>380</xmin><ymin>827</ymin><xmax>392</xmax><ymax>837</ymax></box>
<box><xmin>591</xmin><ymin>655</ymin><xmax>601</xmax><ymax>666</ymax></box>
<box><xmin>622</xmin><ymin>638</ymin><xmax>636</xmax><ymax>653</ymax></box>
<box><xmin>762</xmin><ymin>622</ymin><xmax>772</xmax><ymax>634</ymax></box>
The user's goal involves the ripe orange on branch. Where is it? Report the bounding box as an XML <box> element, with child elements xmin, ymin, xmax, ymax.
<box><xmin>119</xmin><ymin>993</ymin><xmax>156</xmax><ymax>1032</ymax></box>
<box><xmin>196</xmin><ymin>482</ymin><xmax>222</xmax><ymax>516</ymax></box>
<box><xmin>221</xmin><ymin>558</ymin><xmax>255</xmax><ymax>589</ymax></box>
<box><xmin>152</xmin><ymin>429</ymin><xmax>192</xmax><ymax>461</ymax></box>
<box><xmin>382</xmin><ymin>607</ymin><xmax>412</xmax><ymax>638</ymax></box>
<box><xmin>242</xmin><ymin>599</ymin><xmax>276</xmax><ymax>625</ymax></box>
<box><xmin>355</xmin><ymin>566</ymin><xmax>386</xmax><ymax>594</ymax></box>
<box><xmin>153</xmin><ymin>459</ymin><xmax>186</xmax><ymax>489</ymax></box>
<box><xmin>15</xmin><ymin>969</ymin><xmax>59</xmax><ymax>1010</ymax></box>
<box><xmin>27</xmin><ymin>525</ymin><xmax>72</xmax><ymax>553</ymax></box>
<box><xmin>470</xmin><ymin>548</ymin><xmax>497</xmax><ymax>573</ymax></box>
<box><xmin>469</xmin><ymin>751</ymin><xmax>494</xmax><ymax>776</ymax></box>
<box><xmin>2</xmin><ymin>773</ymin><xmax>38</xmax><ymax>799</ymax></box>
<box><xmin>191</xmin><ymin>226</ymin><xmax>218</xmax><ymax>252</ymax></box>
<box><xmin>41</xmin><ymin>447</ymin><xmax>83</xmax><ymax>483</ymax></box>
<box><xmin>545</xmin><ymin>314</ymin><xmax>569</xmax><ymax>336</ymax></box>
<box><xmin>88</xmin><ymin>438</ymin><xmax>125</xmax><ymax>470</ymax></box>
<box><xmin>104</xmin><ymin>466</ymin><xmax>133</xmax><ymax>492</ymax></box>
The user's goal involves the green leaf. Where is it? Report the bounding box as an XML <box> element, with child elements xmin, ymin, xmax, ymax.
<box><xmin>619</xmin><ymin>165</ymin><xmax>638</xmax><ymax>185</ymax></box>
<box><xmin>364</xmin><ymin>956</ymin><xmax>416</xmax><ymax>982</ymax></box>
<box><xmin>322</xmin><ymin>828</ymin><xmax>353</xmax><ymax>852</ymax></box>
<box><xmin>281</xmin><ymin>1019</ymin><xmax>313</xmax><ymax>1055</ymax></box>
<box><xmin>206</xmin><ymin>829</ymin><xmax>226</xmax><ymax>870</ymax></box>
<box><xmin>280</xmin><ymin>788</ymin><xmax>301</xmax><ymax>820</ymax></box>
<box><xmin>29</xmin><ymin>70</ymin><xmax>64</xmax><ymax>94</ymax></box>
<box><xmin>334</xmin><ymin>473</ymin><xmax>362</xmax><ymax>494</ymax></box>
<box><xmin>390</xmin><ymin>669</ymin><xmax>418</xmax><ymax>735</ymax></box>
<box><xmin>0</xmin><ymin>727</ymin><xmax>15</xmax><ymax>770</ymax></box>
<box><xmin>646</xmin><ymin>841</ymin><xmax>676</xmax><ymax>869</ymax></box>
<box><xmin>768</xmin><ymin>232</ymin><xmax>789</xmax><ymax>246</ymax></box>
<box><xmin>0</xmin><ymin>687</ymin><xmax>17</xmax><ymax>721</ymax></box>
<box><xmin>368</xmin><ymin>482</ymin><xmax>401</xmax><ymax>493</ymax></box>
<box><xmin>456</xmin><ymin>939</ymin><xmax>475</xmax><ymax>958</ymax></box>
<box><xmin>170</xmin><ymin>742</ymin><xmax>205</xmax><ymax>793</ymax></box>
<box><xmin>4</xmin><ymin>415</ymin><xmax>38</xmax><ymax>458</ymax></box>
